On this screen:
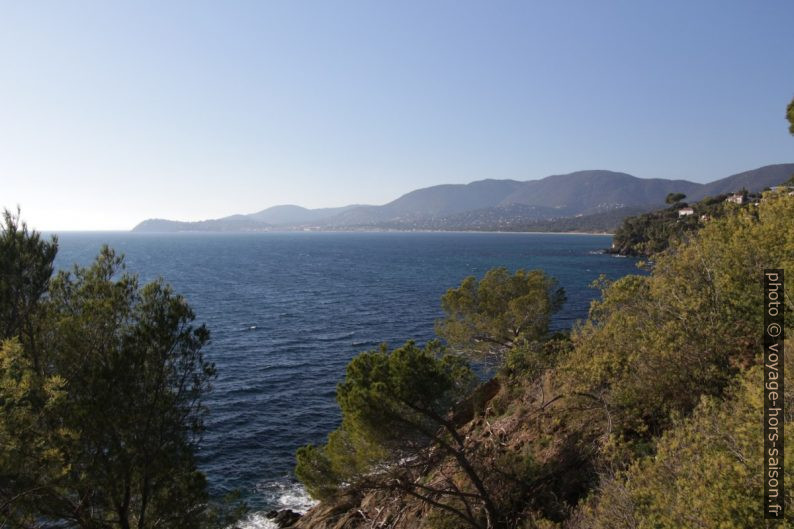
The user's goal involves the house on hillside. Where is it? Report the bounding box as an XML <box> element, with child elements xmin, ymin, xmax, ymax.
<box><xmin>726</xmin><ymin>193</ymin><xmax>746</xmax><ymax>205</ymax></box>
<box><xmin>678</xmin><ymin>207</ymin><xmax>695</xmax><ymax>217</ymax></box>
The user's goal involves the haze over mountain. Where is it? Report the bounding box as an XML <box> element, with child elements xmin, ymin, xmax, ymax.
<box><xmin>246</xmin><ymin>205</ymin><xmax>362</xmax><ymax>225</ymax></box>
<box><xmin>133</xmin><ymin>164</ymin><xmax>794</xmax><ymax>233</ymax></box>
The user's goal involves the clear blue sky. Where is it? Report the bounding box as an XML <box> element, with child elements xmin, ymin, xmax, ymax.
<box><xmin>2</xmin><ymin>1</ymin><xmax>793</xmax><ymax>230</ymax></box>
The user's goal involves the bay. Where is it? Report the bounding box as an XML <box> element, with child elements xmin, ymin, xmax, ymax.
<box><xmin>52</xmin><ymin>231</ymin><xmax>638</xmax><ymax>517</ymax></box>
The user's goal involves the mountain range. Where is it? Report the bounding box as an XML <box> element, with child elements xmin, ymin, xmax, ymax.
<box><xmin>133</xmin><ymin>163</ymin><xmax>794</xmax><ymax>233</ymax></box>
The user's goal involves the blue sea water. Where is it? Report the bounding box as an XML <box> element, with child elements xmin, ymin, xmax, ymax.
<box><xmin>52</xmin><ymin>231</ymin><xmax>638</xmax><ymax>522</ymax></box>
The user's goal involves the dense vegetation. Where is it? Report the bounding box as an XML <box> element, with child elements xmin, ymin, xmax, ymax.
<box><xmin>609</xmin><ymin>190</ymin><xmax>765</xmax><ymax>256</ymax></box>
<box><xmin>372</xmin><ymin>206</ymin><xmax>649</xmax><ymax>234</ymax></box>
<box><xmin>295</xmin><ymin>186</ymin><xmax>793</xmax><ymax>528</ymax></box>
<box><xmin>496</xmin><ymin>207</ymin><xmax>648</xmax><ymax>234</ymax></box>
<box><xmin>0</xmin><ymin>212</ymin><xmax>239</xmax><ymax>529</ymax></box>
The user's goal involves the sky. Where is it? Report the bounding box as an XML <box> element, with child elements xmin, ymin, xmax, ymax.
<box><xmin>1</xmin><ymin>1</ymin><xmax>793</xmax><ymax>230</ymax></box>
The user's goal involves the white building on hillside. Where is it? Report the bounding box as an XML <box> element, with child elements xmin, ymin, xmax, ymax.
<box><xmin>726</xmin><ymin>193</ymin><xmax>746</xmax><ymax>205</ymax></box>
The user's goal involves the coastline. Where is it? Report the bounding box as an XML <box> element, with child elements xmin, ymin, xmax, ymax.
<box><xmin>124</xmin><ymin>228</ymin><xmax>615</xmax><ymax>236</ymax></box>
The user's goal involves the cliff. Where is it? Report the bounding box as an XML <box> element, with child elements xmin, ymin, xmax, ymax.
<box><xmin>289</xmin><ymin>372</ymin><xmax>598</xmax><ymax>529</ymax></box>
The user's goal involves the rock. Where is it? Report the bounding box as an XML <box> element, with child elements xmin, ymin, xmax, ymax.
<box><xmin>270</xmin><ymin>509</ymin><xmax>301</xmax><ymax>527</ymax></box>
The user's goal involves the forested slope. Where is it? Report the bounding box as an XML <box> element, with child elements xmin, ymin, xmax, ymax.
<box><xmin>289</xmin><ymin>189</ymin><xmax>794</xmax><ymax>529</ymax></box>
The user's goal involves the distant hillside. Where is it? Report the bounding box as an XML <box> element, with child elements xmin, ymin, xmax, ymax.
<box><xmin>496</xmin><ymin>206</ymin><xmax>651</xmax><ymax>233</ymax></box>
<box><xmin>247</xmin><ymin>204</ymin><xmax>361</xmax><ymax>225</ymax></box>
<box><xmin>324</xmin><ymin>172</ymin><xmax>703</xmax><ymax>226</ymax></box>
<box><xmin>692</xmin><ymin>163</ymin><xmax>794</xmax><ymax>198</ymax></box>
<box><xmin>382</xmin><ymin>179</ymin><xmax>526</xmax><ymax>217</ymax></box>
<box><xmin>499</xmin><ymin>170</ymin><xmax>703</xmax><ymax>214</ymax></box>
<box><xmin>360</xmin><ymin>205</ymin><xmax>650</xmax><ymax>233</ymax></box>
<box><xmin>134</xmin><ymin>215</ymin><xmax>270</xmax><ymax>232</ymax></box>
<box><xmin>318</xmin><ymin>180</ymin><xmax>527</xmax><ymax>226</ymax></box>
<box><xmin>132</xmin><ymin>164</ymin><xmax>794</xmax><ymax>232</ymax></box>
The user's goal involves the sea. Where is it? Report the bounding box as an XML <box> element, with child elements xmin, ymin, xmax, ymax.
<box><xmin>52</xmin><ymin>231</ymin><xmax>638</xmax><ymax>528</ymax></box>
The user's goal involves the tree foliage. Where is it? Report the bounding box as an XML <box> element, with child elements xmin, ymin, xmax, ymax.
<box><xmin>0</xmin><ymin>212</ymin><xmax>224</xmax><ymax>529</ymax></box>
<box><xmin>563</xmin><ymin>190</ymin><xmax>794</xmax><ymax>461</ymax></box>
<box><xmin>664</xmin><ymin>192</ymin><xmax>685</xmax><ymax>205</ymax></box>
<box><xmin>296</xmin><ymin>341</ymin><xmax>512</xmax><ymax>528</ymax></box>
<box><xmin>0</xmin><ymin>338</ymin><xmax>70</xmax><ymax>528</ymax></box>
<box><xmin>0</xmin><ymin>209</ymin><xmax>58</xmax><ymax>368</ymax></box>
<box><xmin>788</xmin><ymin>95</ymin><xmax>794</xmax><ymax>135</ymax></box>
<box><xmin>435</xmin><ymin>268</ymin><xmax>565</xmax><ymax>358</ymax></box>
<box><xmin>546</xmin><ymin>192</ymin><xmax>793</xmax><ymax>528</ymax></box>
<box><xmin>574</xmin><ymin>348</ymin><xmax>793</xmax><ymax>528</ymax></box>
<box><xmin>609</xmin><ymin>190</ymin><xmax>768</xmax><ymax>256</ymax></box>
